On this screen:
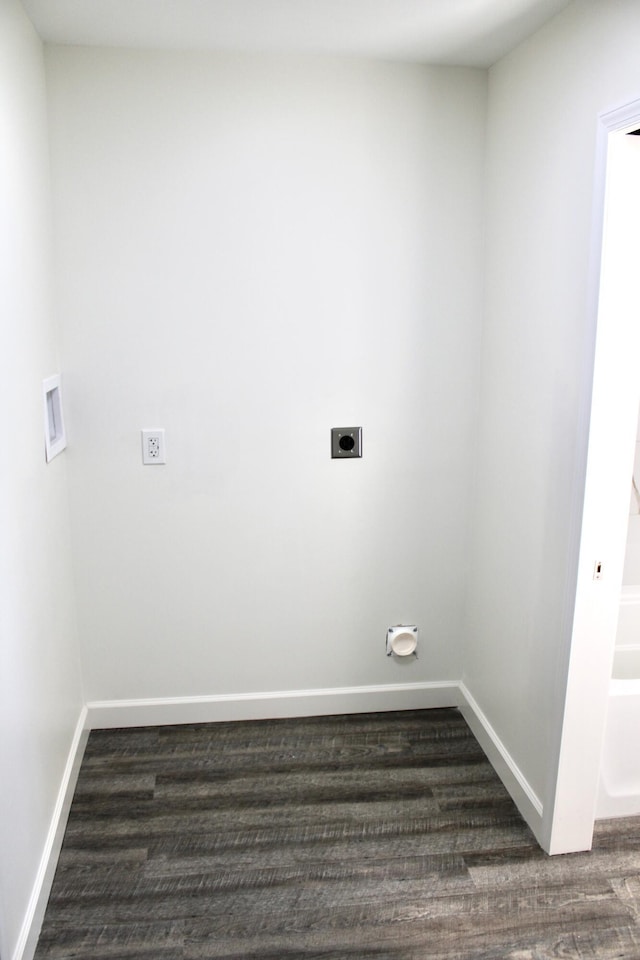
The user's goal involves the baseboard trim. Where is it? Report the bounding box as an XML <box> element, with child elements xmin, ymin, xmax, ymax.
<box><xmin>14</xmin><ymin>706</ymin><xmax>89</xmax><ymax>960</ymax></box>
<box><xmin>86</xmin><ymin>681</ymin><xmax>462</xmax><ymax>728</ymax></box>
<box><xmin>459</xmin><ymin>682</ymin><xmax>544</xmax><ymax>844</ymax></box>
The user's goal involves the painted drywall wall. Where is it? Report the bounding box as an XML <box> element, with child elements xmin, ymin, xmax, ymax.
<box><xmin>0</xmin><ymin>1</ymin><xmax>84</xmax><ymax>956</ymax></box>
<box><xmin>45</xmin><ymin>48</ymin><xmax>487</xmax><ymax>704</ymax></box>
<box><xmin>463</xmin><ymin>0</ymin><xmax>640</xmax><ymax>846</ymax></box>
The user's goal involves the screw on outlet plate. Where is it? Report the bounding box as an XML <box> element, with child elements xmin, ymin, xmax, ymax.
<box><xmin>142</xmin><ymin>429</ymin><xmax>166</xmax><ymax>465</ymax></box>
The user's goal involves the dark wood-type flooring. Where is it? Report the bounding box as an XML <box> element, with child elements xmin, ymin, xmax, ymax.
<box><xmin>34</xmin><ymin>708</ymin><xmax>640</xmax><ymax>959</ymax></box>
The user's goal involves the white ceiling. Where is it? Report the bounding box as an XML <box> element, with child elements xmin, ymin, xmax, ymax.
<box><xmin>22</xmin><ymin>0</ymin><xmax>571</xmax><ymax>68</ymax></box>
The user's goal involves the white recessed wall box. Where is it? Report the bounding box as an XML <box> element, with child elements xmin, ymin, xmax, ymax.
<box><xmin>42</xmin><ymin>374</ymin><xmax>67</xmax><ymax>462</ymax></box>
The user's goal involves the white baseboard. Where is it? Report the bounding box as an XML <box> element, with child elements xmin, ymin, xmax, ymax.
<box><xmin>14</xmin><ymin>706</ymin><xmax>89</xmax><ymax>960</ymax></box>
<box><xmin>86</xmin><ymin>681</ymin><xmax>461</xmax><ymax>728</ymax></box>
<box><xmin>459</xmin><ymin>682</ymin><xmax>544</xmax><ymax>846</ymax></box>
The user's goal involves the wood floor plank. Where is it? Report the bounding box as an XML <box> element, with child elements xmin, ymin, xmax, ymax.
<box><xmin>34</xmin><ymin>709</ymin><xmax>640</xmax><ymax>960</ymax></box>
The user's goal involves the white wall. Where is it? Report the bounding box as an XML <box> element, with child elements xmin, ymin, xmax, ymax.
<box><xmin>463</xmin><ymin>0</ymin><xmax>640</xmax><ymax>851</ymax></box>
<box><xmin>6</xmin><ymin>11</ymin><xmax>640</xmax><ymax>957</ymax></box>
<box><xmin>45</xmin><ymin>48</ymin><xmax>487</xmax><ymax>707</ymax></box>
<box><xmin>0</xmin><ymin>1</ymin><xmax>84</xmax><ymax>957</ymax></box>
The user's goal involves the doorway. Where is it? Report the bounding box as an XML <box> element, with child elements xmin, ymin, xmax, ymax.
<box><xmin>547</xmin><ymin>99</ymin><xmax>640</xmax><ymax>854</ymax></box>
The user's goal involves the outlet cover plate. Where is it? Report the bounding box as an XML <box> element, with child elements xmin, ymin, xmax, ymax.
<box><xmin>331</xmin><ymin>426</ymin><xmax>362</xmax><ymax>459</ymax></box>
<box><xmin>142</xmin><ymin>429</ymin><xmax>166</xmax><ymax>464</ymax></box>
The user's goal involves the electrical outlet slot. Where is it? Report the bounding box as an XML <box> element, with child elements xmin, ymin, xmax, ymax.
<box><xmin>142</xmin><ymin>429</ymin><xmax>166</xmax><ymax>465</ymax></box>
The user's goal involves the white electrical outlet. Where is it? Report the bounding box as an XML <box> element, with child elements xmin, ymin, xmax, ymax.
<box><xmin>142</xmin><ymin>429</ymin><xmax>166</xmax><ymax>464</ymax></box>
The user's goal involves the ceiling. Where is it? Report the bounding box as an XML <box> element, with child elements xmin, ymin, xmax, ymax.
<box><xmin>22</xmin><ymin>0</ymin><xmax>571</xmax><ymax>68</ymax></box>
